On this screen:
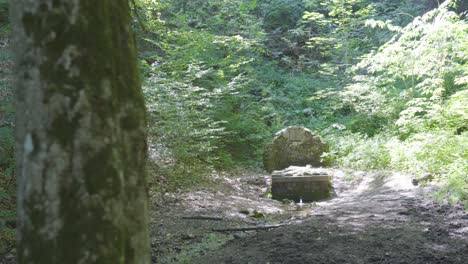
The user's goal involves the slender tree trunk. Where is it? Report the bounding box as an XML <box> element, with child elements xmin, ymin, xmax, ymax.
<box><xmin>11</xmin><ymin>0</ymin><xmax>150</xmax><ymax>263</ymax></box>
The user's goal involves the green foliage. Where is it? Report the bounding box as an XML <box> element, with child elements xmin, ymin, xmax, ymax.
<box><xmin>344</xmin><ymin>2</ymin><xmax>467</xmax><ymax>136</ymax></box>
<box><xmin>144</xmin><ymin>66</ymin><xmax>233</xmax><ymax>188</ymax></box>
<box><xmin>137</xmin><ymin>1</ymin><xmax>272</xmax><ymax>189</ymax></box>
<box><xmin>327</xmin><ymin>130</ymin><xmax>467</xmax><ymax>206</ymax></box>
<box><xmin>0</xmin><ymin>0</ymin><xmax>8</xmax><ymax>25</ymax></box>
<box><xmin>325</xmin><ymin>132</ymin><xmax>391</xmax><ymax>169</ymax></box>
<box><xmin>439</xmin><ymin>160</ymin><xmax>468</xmax><ymax>208</ymax></box>
<box><xmin>259</xmin><ymin>0</ymin><xmax>305</xmax><ymax>31</ymax></box>
<box><xmin>0</xmin><ymin>45</ymin><xmax>14</xmax><ymax>172</ymax></box>
<box><xmin>156</xmin><ymin>0</ymin><xmax>264</xmax><ymax>38</ymax></box>
<box><xmin>389</xmin><ymin>132</ymin><xmax>467</xmax><ymax>176</ymax></box>
<box><xmin>328</xmin><ymin>1</ymin><xmax>468</xmax><ymax>206</ymax></box>
<box><xmin>389</xmin><ymin>131</ymin><xmax>467</xmax><ymax>206</ymax></box>
<box><xmin>0</xmin><ymin>19</ymin><xmax>15</xmax><ymax>252</ymax></box>
<box><xmin>261</xmin><ymin>0</ymin><xmax>428</xmax><ymax>71</ymax></box>
<box><xmin>134</xmin><ymin>0</ymin><xmax>467</xmax><ymax>206</ymax></box>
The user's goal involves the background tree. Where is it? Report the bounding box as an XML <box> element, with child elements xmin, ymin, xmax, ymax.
<box><xmin>11</xmin><ymin>0</ymin><xmax>150</xmax><ymax>263</ymax></box>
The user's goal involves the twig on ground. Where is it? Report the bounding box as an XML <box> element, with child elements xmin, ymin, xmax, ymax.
<box><xmin>212</xmin><ymin>224</ymin><xmax>283</xmax><ymax>232</ymax></box>
<box><xmin>182</xmin><ymin>216</ymin><xmax>224</xmax><ymax>221</ymax></box>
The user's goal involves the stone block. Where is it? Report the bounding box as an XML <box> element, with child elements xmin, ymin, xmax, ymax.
<box><xmin>263</xmin><ymin>126</ymin><xmax>328</xmax><ymax>172</ymax></box>
<box><xmin>271</xmin><ymin>166</ymin><xmax>331</xmax><ymax>202</ymax></box>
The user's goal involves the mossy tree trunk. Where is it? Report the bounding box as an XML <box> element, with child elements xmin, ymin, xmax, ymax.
<box><xmin>11</xmin><ymin>0</ymin><xmax>150</xmax><ymax>263</ymax></box>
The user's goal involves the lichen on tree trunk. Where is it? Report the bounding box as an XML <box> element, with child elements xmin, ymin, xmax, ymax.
<box><xmin>11</xmin><ymin>0</ymin><xmax>150</xmax><ymax>263</ymax></box>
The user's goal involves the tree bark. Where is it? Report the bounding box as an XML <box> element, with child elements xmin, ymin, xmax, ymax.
<box><xmin>11</xmin><ymin>0</ymin><xmax>150</xmax><ymax>263</ymax></box>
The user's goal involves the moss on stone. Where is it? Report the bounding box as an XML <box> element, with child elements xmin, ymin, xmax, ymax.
<box><xmin>264</xmin><ymin>126</ymin><xmax>329</xmax><ymax>172</ymax></box>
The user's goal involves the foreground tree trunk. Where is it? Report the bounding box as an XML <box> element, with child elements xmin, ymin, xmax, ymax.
<box><xmin>11</xmin><ymin>1</ymin><xmax>150</xmax><ymax>263</ymax></box>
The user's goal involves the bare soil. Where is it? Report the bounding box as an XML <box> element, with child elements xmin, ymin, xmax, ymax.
<box><xmin>151</xmin><ymin>169</ymin><xmax>468</xmax><ymax>263</ymax></box>
<box><xmin>2</xmin><ymin>169</ymin><xmax>466</xmax><ymax>263</ymax></box>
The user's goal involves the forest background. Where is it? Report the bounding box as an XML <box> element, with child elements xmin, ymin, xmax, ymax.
<box><xmin>0</xmin><ymin>0</ymin><xmax>467</xmax><ymax>248</ymax></box>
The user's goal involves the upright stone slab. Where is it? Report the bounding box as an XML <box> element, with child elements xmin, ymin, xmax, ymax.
<box><xmin>271</xmin><ymin>166</ymin><xmax>331</xmax><ymax>202</ymax></box>
<box><xmin>263</xmin><ymin>126</ymin><xmax>328</xmax><ymax>172</ymax></box>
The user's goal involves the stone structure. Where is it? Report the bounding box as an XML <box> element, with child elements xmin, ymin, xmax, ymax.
<box><xmin>263</xmin><ymin>126</ymin><xmax>328</xmax><ymax>172</ymax></box>
<box><xmin>271</xmin><ymin>165</ymin><xmax>331</xmax><ymax>202</ymax></box>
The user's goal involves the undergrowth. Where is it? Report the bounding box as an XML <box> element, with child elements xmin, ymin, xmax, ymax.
<box><xmin>136</xmin><ymin>0</ymin><xmax>467</xmax><ymax>207</ymax></box>
<box><xmin>0</xmin><ymin>4</ymin><xmax>15</xmax><ymax>253</ymax></box>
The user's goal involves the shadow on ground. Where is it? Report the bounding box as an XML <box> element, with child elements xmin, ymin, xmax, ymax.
<box><xmin>151</xmin><ymin>169</ymin><xmax>468</xmax><ymax>263</ymax></box>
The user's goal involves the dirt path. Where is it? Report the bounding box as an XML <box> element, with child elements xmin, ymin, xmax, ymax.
<box><xmin>151</xmin><ymin>169</ymin><xmax>468</xmax><ymax>263</ymax></box>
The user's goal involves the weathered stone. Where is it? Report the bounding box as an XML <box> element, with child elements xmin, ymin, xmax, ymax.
<box><xmin>263</xmin><ymin>126</ymin><xmax>328</xmax><ymax>172</ymax></box>
<box><xmin>271</xmin><ymin>166</ymin><xmax>331</xmax><ymax>202</ymax></box>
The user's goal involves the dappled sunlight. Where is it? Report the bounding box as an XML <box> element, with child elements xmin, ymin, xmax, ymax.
<box><xmin>153</xmin><ymin>168</ymin><xmax>467</xmax><ymax>262</ymax></box>
<box><xmin>183</xmin><ymin>190</ymin><xmax>285</xmax><ymax>217</ymax></box>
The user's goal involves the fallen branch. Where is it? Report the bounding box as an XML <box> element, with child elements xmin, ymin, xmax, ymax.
<box><xmin>182</xmin><ymin>216</ymin><xmax>224</xmax><ymax>221</ymax></box>
<box><xmin>212</xmin><ymin>224</ymin><xmax>283</xmax><ymax>232</ymax></box>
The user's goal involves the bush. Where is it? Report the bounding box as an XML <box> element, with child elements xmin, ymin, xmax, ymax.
<box><xmin>389</xmin><ymin>131</ymin><xmax>467</xmax><ymax>206</ymax></box>
<box><xmin>389</xmin><ymin>132</ymin><xmax>467</xmax><ymax>174</ymax></box>
<box><xmin>325</xmin><ymin>132</ymin><xmax>391</xmax><ymax>170</ymax></box>
<box><xmin>326</xmin><ymin>130</ymin><xmax>467</xmax><ymax>206</ymax></box>
<box><xmin>439</xmin><ymin>160</ymin><xmax>468</xmax><ymax>208</ymax></box>
<box><xmin>144</xmin><ymin>71</ymin><xmax>231</xmax><ymax>189</ymax></box>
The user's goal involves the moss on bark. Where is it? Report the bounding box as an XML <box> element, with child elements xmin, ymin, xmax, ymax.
<box><xmin>12</xmin><ymin>0</ymin><xmax>150</xmax><ymax>263</ymax></box>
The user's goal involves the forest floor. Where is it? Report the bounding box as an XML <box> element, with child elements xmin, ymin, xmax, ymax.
<box><xmin>151</xmin><ymin>169</ymin><xmax>468</xmax><ymax>264</ymax></box>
